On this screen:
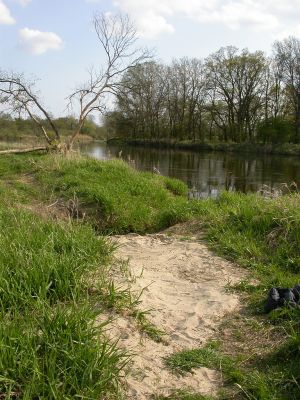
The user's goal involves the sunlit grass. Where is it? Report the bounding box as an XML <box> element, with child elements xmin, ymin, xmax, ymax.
<box><xmin>1</xmin><ymin>153</ymin><xmax>300</xmax><ymax>398</ymax></box>
<box><xmin>35</xmin><ymin>154</ymin><xmax>192</xmax><ymax>233</ymax></box>
<box><xmin>0</xmin><ymin>206</ymin><xmax>126</xmax><ymax>398</ymax></box>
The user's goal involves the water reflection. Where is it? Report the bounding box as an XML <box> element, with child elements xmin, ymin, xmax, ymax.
<box><xmin>79</xmin><ymin>142</ymin><xmax>300</xmax><ymax>199</ymax></box>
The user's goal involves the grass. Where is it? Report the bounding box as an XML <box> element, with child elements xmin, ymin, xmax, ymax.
<box><xmin>1</xmin><ymin>153</ymin><xmax>300</xmax><ymax>398</ymax></box>
<box><xmin>0</xmin><ymin>205</ymin><xmax>127</xmax><ymax>399</ymax></box>
<box><xmin>165</xmin><ymin>342</ymin><xmax>280</xmax><ymax>400</ymax></box>
<box><xmin>0</xmin><ymin>153</ymin><xmax>194</xmax><ymax>234</ymax></box>
<box><xmin>33</xmin><ymin>155</ymin><xmax>191</xmax><ymax>234</ymax></box>
<box><xmin>0</xmin><ymin>303</ymin><xmax>126</xmax><ymax>399</ymax></box>
<box><xmin>0</xmin><ymin>207</ymin><xmax>113</xmax><ymax>311</ymax></box>
<box><xmin>191</xmin><ymin>191</ymin><xmax>300</xmax><ymax>301</ymax></box>
<box><xmin>153</xmin><ymin>390</ymin><xmax>215</xmax><ymax>400</ymax></box>
<box><xmin>166</xmin><ymin>191</ymin><xmax>300</xmax><ymax>399</ymax></box>
<box><xmin>131</xmin><ymin>309</ymin><xmax>167</xmax><ymax>343</ymax></box>
<box><xmin>165</xmin><ymin>341</ymin><xmax>244</xmax><ymax>387</ymax></box>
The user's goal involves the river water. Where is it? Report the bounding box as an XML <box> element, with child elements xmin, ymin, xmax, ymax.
<box><xmin>80</xmin><ymin>141</ymin><xmax>300</xmax><ymax>198</ymax></box>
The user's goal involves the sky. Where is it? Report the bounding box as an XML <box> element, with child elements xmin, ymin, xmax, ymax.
<box><xmin>1</xmin><ymin>0</ymin><xmax>300</xmax><ymax>117</ymax></box>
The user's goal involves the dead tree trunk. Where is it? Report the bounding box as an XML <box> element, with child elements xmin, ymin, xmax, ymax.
<box><xmin>0</xmin><ymin>146</ymin><xmax>47</xmax><ymax>155</ymax></box>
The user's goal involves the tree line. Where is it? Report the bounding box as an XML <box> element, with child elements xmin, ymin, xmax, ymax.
<box><xmin>0</xmin><ymin>113</ymin><xmax>105</xmax><ymax>141</ymax></box>
<box><xmin>105</xmin><ymin>37</ymin><xmax>300</xmax><ymax>144</ymax></box>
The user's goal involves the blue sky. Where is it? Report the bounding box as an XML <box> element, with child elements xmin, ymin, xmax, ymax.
<box><xmin>1</xmin><ymin>0</ymin><xmax>300</xmax><ymax>117</ymax></box>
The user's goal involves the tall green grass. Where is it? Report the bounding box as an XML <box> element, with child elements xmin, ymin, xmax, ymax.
<box><xmin>0</xmin><ymin>208</ymin><xmax>113</xmax><ymax>311</ymax></box>
<box><xmin>0</xmin><ymin>154</ymin><xmax>38</xmax><ymax>178</ymax></box>
<box><xmin>191</xmin><ymin>191</ymin><xmax>300</xmax><ymax>288</ymax></box>
<box><xmin>0</xmin><ymin>207</ymin><xmax>126</xmax><ymax>399</ymax></box>
<box><xmin>35</xmin><ymin>155</ymin><xmax>191</xmax><ymax>233</ymax></box>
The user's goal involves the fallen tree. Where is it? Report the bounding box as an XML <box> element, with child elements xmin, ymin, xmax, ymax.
<box><xmin>0</xmin><ymin>146</ymin><xmax>47</xmax><ymax>155</ymax></box>
<box><xmin>0</xmin><ymin>13</ymin><xmax>150</xmax><ymax>154</ymax></box>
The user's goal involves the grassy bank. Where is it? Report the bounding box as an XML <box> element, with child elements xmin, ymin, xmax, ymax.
<box><xmin>166</xmin><ymin>191</ymin><xmax>300</xmax><ymax>399</ymax></box>
<box><xmin>11</xmin><ymin>154</ymin><xmax>191</xmax><ymax>234</ymax></box>
<box><xmin>0</xmin><ymin>153</ymin><xmax>194</xmax><ymax>398</ymax></box>
<box><xmin>1</xmin><ymin>154</ymin><xmax>300</xmax><ymax>299</ymax></box>
<box><xmin>108</xmin><ymin>138</ymin><xmax>300</xmax><ymax>156</ymax></box>
<box><xmin>1</xmin><ymin>153</ymin><xmax>300</xmax><ymax>399</ymax></box>
<box><xmin>193</xmin><ymin>191</ymin><xmax>300</xmax><ymax>289</ymax></box>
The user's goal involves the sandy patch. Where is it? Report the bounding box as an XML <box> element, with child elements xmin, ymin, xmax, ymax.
<box><xmin>102</xmin><ymin>233</ymin><xmax>246</xmax><ymax>399</ymax></box>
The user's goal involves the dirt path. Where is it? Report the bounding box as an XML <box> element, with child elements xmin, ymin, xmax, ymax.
<box><xmin>104</xmin><ymin>233</ymin><xmax>246</xmax><ymax>399</ymax></box>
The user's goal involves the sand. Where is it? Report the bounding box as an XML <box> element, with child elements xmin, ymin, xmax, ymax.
<box><xmin>101</xmin><ymin>233</ymin><xmax>246</xmax><ymax>399</ymax></box>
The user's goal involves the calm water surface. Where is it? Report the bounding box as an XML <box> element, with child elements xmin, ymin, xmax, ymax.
<box><xmin>80</xmin><ymin>141</ymin><xmax>300</xmax><ymax>198</ymax></box>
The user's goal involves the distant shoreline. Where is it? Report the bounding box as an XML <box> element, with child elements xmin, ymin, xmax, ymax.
<box><xmin>107</xmin><ymin>138</ymin><xmax>300</xmax><ymax>157</ymax></box>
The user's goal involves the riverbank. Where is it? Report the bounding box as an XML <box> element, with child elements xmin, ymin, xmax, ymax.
<box><xmin>0</xmin><ymin>133</ymin><xmax>96</xmax><ymax>151</ymax></box>
<box><xmin>108</xmin><ymin>138</ymin><xmax>300</xmax><ymax>156</ymax></box>
<box><xmin>1</xmin><ymin>153</ymin><xmax>300</xmax><ymax>399</ymax></box>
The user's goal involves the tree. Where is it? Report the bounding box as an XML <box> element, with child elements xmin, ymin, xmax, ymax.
<box><xmin>113</xmin><ymin>61</ymin><xmax>167</xmax><ymax>139</ymax></box>
<box><xmin>165</xmin><ymin>58</ymin><xmax>207</xmax><ymax>141</ymax></box>
<box><xmin>205</xmin><ymin>46</ymin><xmax>267</xmax><ymax>142</ymax></box>
<box><xmin>273</xmin><ymin>36</ymin><xmax>300</xmax><ymax>143</ymax></box>
<box><xmin>111</xmin><ymin>58</ymin><xmax>208</xmax><ymax>141</ymax></box>
<box><xmin>0</xmin><ymin>72</ymin><xmax>60</xmax><ymax>146</ymax></box>
<box><xmin>66</xmin><ymin>13</ymin><xmax>150</xmax><ymax>150</ymax></box>
<box><xmin>0</xmin><ymin>13</ymin><xmax>150</xmax><ymax>154</ymax></box>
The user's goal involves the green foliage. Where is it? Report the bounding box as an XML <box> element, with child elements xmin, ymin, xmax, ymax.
<box><xmin>36</xmin><ymin>155</ymin><xmax>192</xmax><ymax>233</ymax></box>
<box><xmin>191</xmin><ymin>191</ymin><xmax>300</xmax><ymax>280</ymax></box>
<box><xmin>0</xmin><ymin>207</ymin><xmax>111</xmax><ymax>311</ymax></box>
<box><xmin>0</xmin><ymin>114</ymin><xmax>37</xmax><ymax>140</ymax></box>
<box><xmin>257</xmin><ymin>117</ymin><xmax>294</xmax><ymax>144</ymax></box>
<box><xmin>165</xmin><ymin>341</ymin><xmax>240</xmax><ymax>380</ymax></box>
<box><xmin>190</xmin><ymin>191</ymin><xmax>300</xmax><ymax>398</ymax></box>
<box><xmin>0</xmin><ymin>304</ymin><xmax>125</xmax><ymax>399</ymax></box>
<box><xmin>131</xmin><ymin>309</ymin><xmax>167</xmax><ymax>343</ymax></box>
<box><xmin>154</xmin><ymin>390</ymin><xmax>215</xmax><ymax>400</ymax></box>
<box><xmin>0</xmin><ymin>154</ymin><xmax>37</xmax><ymax>178</ymax></box>
<box><xmin>164</xmin><ymin>177</ymin><xmax>188</xmax><ymax>196</ymax></box>
<box><xmin>0</xmin><ymin>114</ymin><xmax>105</xmax><ymax>141</ymax></box>
<box><xmin>165</xmin><ymin>343</ymin><xmax>277</xmax><ymax>400</ymax></box>
<box><xmin>0</xmin><ymin>206</ymin><xmax>126</xmax><ymax>399</ymax></box>
<box><xmin>2</xmin><ymin>154</ymin><xmax>300</xmax><ymax>398</ymax></box>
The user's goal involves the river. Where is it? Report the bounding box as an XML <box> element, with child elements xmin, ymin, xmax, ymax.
<box><xmin>80</xmin><ymin>141</ymin><xmax>300</xmax><ymax>198</ymax></box>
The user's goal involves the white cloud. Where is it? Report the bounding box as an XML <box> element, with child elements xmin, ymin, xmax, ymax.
<box><xmin>7</xmin><ymin>0</ymin><xmax>31</xmax><ymax>7</ymax></box>
<box><xmin>17</xmin><ymin>0</ymin><xmax>31</xmax><ymax>6</ymax></box>
<box><xmin>110</xmin><ymin>0</ymin><xmax>300</xmax><ymax>38</ymax></box>
<box><xmin>135</xmin><ymin>10</ymin><xmax>174</xmax><ymax>38</ymax></box>
<box><xmin>207</xmin><ymin>1</ymin><xmax>279</xmax><ymax>31</ymax></box>
<box><xmin>19</xmin><ymin>28</ymin><xmax>64</xmax><ymax>55</ymax></box>
<box><xmin>0</xmin><ymin>1</ymin><xmax>15</xmax><ymax>25</ymax></box>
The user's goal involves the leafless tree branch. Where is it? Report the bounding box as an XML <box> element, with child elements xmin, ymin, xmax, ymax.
<box><xmin>66</xmin><ymin>12</ymin><xmax>151</xmax><ymax>149</ymax></box>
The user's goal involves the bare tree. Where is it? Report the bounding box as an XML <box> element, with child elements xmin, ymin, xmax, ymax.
<box><xmin>0</xmin><ymin>71</ymin><xmax>60</xmax><ymax>150</ymax></box>
<box><xmin>66</xmin><ymin>13</ymin><xmax>150</xmax><ymax>150</ymax></box>
<box><xmin>0</xmin><ymin>13</ymin><xmax>150</xmax><ymax>153</ymax></box>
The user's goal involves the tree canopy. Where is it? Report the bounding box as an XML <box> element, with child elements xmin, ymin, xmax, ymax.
<box><xmin>105</xmin><ymin>37</ymin><xmax>300</xmax><ymax>145</ymax></box>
